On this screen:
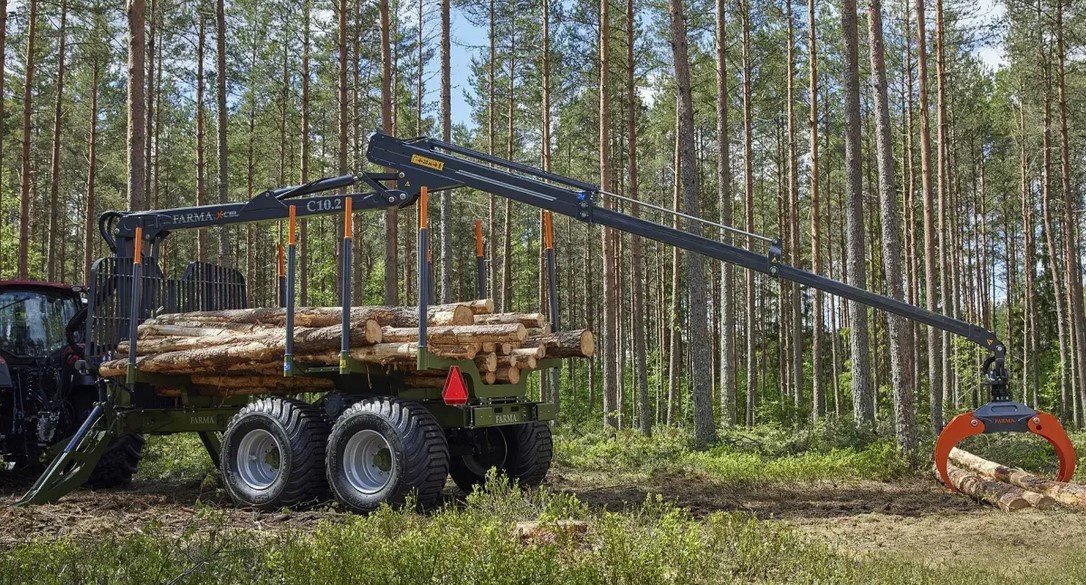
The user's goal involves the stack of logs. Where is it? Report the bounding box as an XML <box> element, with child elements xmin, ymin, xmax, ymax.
<box><xmin>938</xmin><ymin>448</ymin><xmax>1086</xmax><ymax>512</ymax></box>
<box><xmin>98</xmin><ymin>299</ymin><xmax>594</xmax><ymax>397</ymax></box>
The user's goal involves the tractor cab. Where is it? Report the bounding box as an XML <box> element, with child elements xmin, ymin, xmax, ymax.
<box><xmin>0</xmin><ymin>281</ymin><xmax>93</xmax><ymax>468</ymax></box>
<box><xmin>0</xmin><ymin>282</ymin><xmax>84</xmax><ymax>362</ymax></box>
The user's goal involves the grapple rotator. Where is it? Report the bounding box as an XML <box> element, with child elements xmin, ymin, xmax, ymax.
<box><xmin>933</xmin><ymin>350</ymin><xmax>1077</xmax><ymax>491</ymax></box>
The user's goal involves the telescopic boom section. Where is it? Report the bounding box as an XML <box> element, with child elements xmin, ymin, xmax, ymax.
<box><xmin>365</xmin><ymin>131</ymin><xmax>1006</xmax><ymax>361</ymax></box>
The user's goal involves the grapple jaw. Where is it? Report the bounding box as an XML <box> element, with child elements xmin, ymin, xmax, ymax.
<box><xmin>933</xmin><ymin>401</ymin><xmax>1076</xmax><ymax>491</ymax></box>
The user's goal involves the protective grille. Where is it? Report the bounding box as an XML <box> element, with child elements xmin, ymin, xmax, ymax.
<box><xmin>85</xmin><ymin>256</ymin><xmax>247</xmax><ymax>364</ymax></box>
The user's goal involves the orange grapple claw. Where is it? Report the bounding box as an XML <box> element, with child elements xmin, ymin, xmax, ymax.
<box><xmin>1029</xmin><ymin>411</ymin><xmax>1077</xmax><ymax>483</ymax></box>
<box><xmin>934</xmin><ymin>411</ymin><xmax>984</xmax><ymax>491</ymax></box>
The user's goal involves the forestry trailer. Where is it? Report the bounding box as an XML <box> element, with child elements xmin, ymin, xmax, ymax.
<box><xmin>14</xmin><ymin>130</ymin><xmax>1076</xmax><ymax>510</ymax></box>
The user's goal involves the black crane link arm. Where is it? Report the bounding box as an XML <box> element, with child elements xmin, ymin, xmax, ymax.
<box><xmin>101</xmin><ymin>172</ymin><xmax>415</xmax><ymax>256</ymax></box>
<box><xmin>365</xmin><ymin>131</ymin><xmax>1007</xmax><ymax>365</ymax></box>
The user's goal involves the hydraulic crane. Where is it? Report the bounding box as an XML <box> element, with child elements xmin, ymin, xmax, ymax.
<box><xmin>362</xmin><ymin>131</ymin><xmax>1077</xmax><ymax>490</ymax></box>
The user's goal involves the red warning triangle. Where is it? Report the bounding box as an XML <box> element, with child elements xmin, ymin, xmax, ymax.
<box><xmin>442</xmin><ymin>366</ymin><xmax>469</xmax><ymax>405</ymax></box>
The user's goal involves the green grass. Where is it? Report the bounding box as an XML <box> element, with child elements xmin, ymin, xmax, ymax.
<box><xmin>0</xmin><ymin>475</ymin><xmax>1017</xmax><ymax>585</ymax></box>
<box><xmin>555</xmin><ymin>422</ymin><xmax>911</xmax><ymax>483</ymax></box>
<box><xmin>18</xmin><ymin>425</ymin><xmax>1086</xmax><ymax>584</ymax></box>
<box><xmin>137</xmin><ymin>433</ymin><xmax>217</xmax><ymax>482</ymax></box>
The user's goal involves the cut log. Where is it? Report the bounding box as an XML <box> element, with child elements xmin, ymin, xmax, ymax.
<box><xmin>474</xmin><ymin>312</ymin><xmax>546</xmax><ymax>328</ymax></box>
<box><xmin>494</xmin><ymin>366</ymin><xmax>520</xmax><ymax>384</ymax></box>
<box><xmin>508</xmin><ymin>351</ymin><xmax>537</xmax><ymax>370</ymax></box>
<box><xmin>148</xmin><ymin>304</ymin><xmax>474</xmax><ymax>328</ymax></box>
<box><xmin>522</xmin><ymin>329</ymin><xmax>595</xmax><ymax>358</ymax></box>
<box><xmin>949</xmin><ymin>448</ymin><xmax>1085</xmax><ymax>509</ymax></box>
<box><xmin>120</xmin><ymin>319</ymin><xmax>382</xmax><ymax>355</ymax></box>
<box><xmin>380</xmin><ymin>323</ymin><xmax>527</xmax><ymax>344</ymax></box>
<box><xmin>474</xmin><ymin>353</ymin><xmax>498</xmax><ymax>373</ymax></box>
<box><xmin>459</xmin><ymin>299</ymin><xmax>495</xmax><ymax>315</ymax></box>
<box><xmin>938</xmin><ymin>462</ymin><xmax>1034</xmax><ymax>512</ymax></box>
<box><xmin>99</xmin><ymin>341</ymin><xmax>479</xmax><ymax>377</ymax></box>
<box><xmin>188</xmin><ymin>374</ymin><xmax>333</xmax><ymax>390</ymax></box>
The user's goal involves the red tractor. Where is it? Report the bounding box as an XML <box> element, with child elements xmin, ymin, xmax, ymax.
<box><xmin>0</xmin><ymin>280</ymin><xmax>141</xmax><ymax>486</ymax></box>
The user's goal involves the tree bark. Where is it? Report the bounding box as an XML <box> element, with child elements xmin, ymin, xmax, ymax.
<box><xmin>808</xmin><ymin>0</ymin><xmax>822</xmax><ymax>421</ymax></box>
<box><xmin>934</xmin><ymin>0</ymin><xmax>951</xmax><ymax>411</ymax></box>
<box><xmin>1055</xmin><ymin>0</ymin><xmax>1086</xmax><ymax>424</ymax></box>
<box><xmin>83</xmin><ymin>53</ymin><xmax>101</xmax><ymax>282</ymax></box>
<box><xmin>299</xmin><ymin>0</ymin><xmax>312</xmax><ymax>304</ymax></box>
<box><xmin>667</xmin><ymin>0</ymin><xmax>715</xmax><ymax>447</ymax></box>
<box><xmin>338</xmin><ymin>0</ymin><xmax>349</xmax><ymax>190</ymax></box>
<box><xmin>869</xmin><ymin>0</ymin><xmax>915</xmax><ymax>453</ymax></box>
<box><xmin>128</xmin><ymin>0</ymin><xmax>146</xmax><ymax>214</ymax></box>
<box><xmin>938</xmin><ymin>463</ymin><xmax>1038</xmax><ymax>512</ymax></box>
<box><xmin>842</xmin><ymin>0</ymin><xmax>872</xmax><ymax>425</ymax></box>
<box><xmin>439</xmin><ymin>0</ymin><xmax>452</xmax><ymax>302</ymax></box>
<box><xmin>600</xmin><ymin>0</ymin><xmax>618</xmax><ymax>430</ymax></box>
<box><xmin>381</xmin><ymin>0</ymin><xmax>398</xmax><ymax>305</ymax></box>
<box><xmin>0</xmin><ymin>0</ymin><xmax>7</xmax><ymax>275</ymax></box>
<box><xmin>195</xmin><ymin>11</ymin><xmax>209</xmax><ymax>263</ymax></box>
<box><xmin>784</xmin><ymin>0</ymin><xmax>802</xmax><ymax>414</ymax></box>
<box><xmin>45</xmin><ymin>1</ymin><xmax>68</xmax><ymax>282</ymax></box>
<box><xmin>522</xmin><ymin>330</ymin><xmax>596</xmax><ymax>358</ymax></box>
<box><xmin>214</xmin><ymin>0</ymin><xmax>230</xmax><ymax>263</ymax></box>
<box><xmin>717</xmin><ymin>0</ymin><xmax>736</xmax><ymax>427</ymax></box>
<box><xmin>916</xmin><ymin>0</ymin><xmax>941</xmax><ymax>431</ymax></box>
<box><xmin>17</xmin><ymin>0</ymin><xmax>39</xmax><ymax>277</ymax></box>
<box><xmin>628</xmin><ymin>0</ymin><xmax>650</xmax><ymax>436</ymax></box>
<box><xmin>742</xmin><ymin>0</ymin><xmax>756</xmax><ymax>427</ymax></box>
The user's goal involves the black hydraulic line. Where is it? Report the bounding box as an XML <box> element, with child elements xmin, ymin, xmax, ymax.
<box><xmin>365</xmin><ymin>131</ymin><xmax>1006</xmax><ymax>359</ymax></box>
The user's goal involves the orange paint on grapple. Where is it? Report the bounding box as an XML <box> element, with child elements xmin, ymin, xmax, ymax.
<box><xmin>933</xmin><ymin>407</ymin><xmax>1076</xmax><ymax>491</ymax></box>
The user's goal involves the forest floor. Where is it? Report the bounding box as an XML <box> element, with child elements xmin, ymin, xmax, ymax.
<box><xmin>555</xmin><ymin>466</ymin><xmax>1086</xmax><ymax>579</ymax></box>
<box><xmin>1</xmin><ymin>430</ymin><xmax>1084</xmax><ymax>583</ymax></box>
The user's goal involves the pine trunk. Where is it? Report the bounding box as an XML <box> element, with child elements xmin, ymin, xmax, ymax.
<box><xmin>869</xmin><ymin>0</ymin><xmax>915</xmax><ymax>452</ymax></box>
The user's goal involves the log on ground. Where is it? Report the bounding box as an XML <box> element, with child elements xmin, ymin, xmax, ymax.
<box><xmin>937</xmin><ymin>462</ymin><xmax>1038</xmax><ymax>512</ymax></box>
<box><xmin>949</xmin><ymin>447</ymin><xmax>1085</xmax><ymax>509</ymax></box>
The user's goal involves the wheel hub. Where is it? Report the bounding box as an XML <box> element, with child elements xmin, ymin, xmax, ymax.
<box><xmin>236</xmin><ymin>429</ymin><xmax>282</xmax><ymax>491</ymax></box>
<box><xmin>463</xmin><ymin>427</ymin><xmax>508</xmax><ymax>477</ymax></box>
<box><xmin>343</xmin><ymin>429</ymin><xmax>395</xmax><ymax>494</ymax></box>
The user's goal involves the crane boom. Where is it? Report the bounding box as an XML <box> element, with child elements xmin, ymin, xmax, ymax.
<box><xmin>364</xmin><ymin>131</ymin><xmax>1006</xmax><ymax>361</ymax></box>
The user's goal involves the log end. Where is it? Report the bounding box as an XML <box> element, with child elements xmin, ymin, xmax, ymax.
<box><xmin>580</xmin><ymin>330</ymin><xmax>596</xmax><ymax>357</ymax></box>
<box><xmin>362</xmin><ymin>319</ymin><xmax>383</xmax><ymax>344</ymax></box>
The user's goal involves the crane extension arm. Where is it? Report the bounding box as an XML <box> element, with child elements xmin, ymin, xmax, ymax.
<box><xmin>364</xmin><ymin>131</ymin><xmax>1006</xmax><ymax>366</ymax></box>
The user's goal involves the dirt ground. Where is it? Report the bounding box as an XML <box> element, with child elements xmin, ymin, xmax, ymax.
<box><xmin>557</xmin><ymin>467</ymin><xmax>1086</xmax><ymax>576</ymax></box>
<box><xmin>2</xmin><ymin>466</ymin><xmax>1084</xmax><ymax>577</ymax></box>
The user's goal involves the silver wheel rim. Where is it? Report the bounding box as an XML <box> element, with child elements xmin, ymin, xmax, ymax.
<box><xmin>236</xmin><ymin>428</ymin><xmax>281</xmax><ymax>490</ymax></box>
<box><xmin>343</xmin><ymin>429</ymin><xmax>395</xmax><ymax>494</ymax></box>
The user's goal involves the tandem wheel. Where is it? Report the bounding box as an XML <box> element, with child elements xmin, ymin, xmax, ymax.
<box><xmin>220</xmin><ymin>397</ymin><xmax>330</xmax><ymax>509</ymax></box>
<box><xmin>325</xmin><ymin>397</ymin><xmax>449</xmax><ymax>513</ymax></box>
